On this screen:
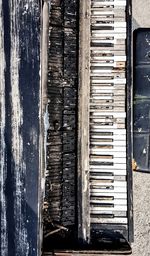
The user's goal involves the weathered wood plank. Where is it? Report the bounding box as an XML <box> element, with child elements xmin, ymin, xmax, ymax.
<box><xmin>78</xmin><ymin>0</ymin><xmax>91</xmax><ymax>244</ymax></box>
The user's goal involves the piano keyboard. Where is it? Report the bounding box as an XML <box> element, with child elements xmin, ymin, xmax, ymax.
<box><xmin>78</xmin><ymin>0</ymin><xmax>129</xmax><ymax>244</ymax></box>
<box><xmin>90</xmin><ymin>0</ymin><xmax>127</xmax><ymax>229</ymax></box>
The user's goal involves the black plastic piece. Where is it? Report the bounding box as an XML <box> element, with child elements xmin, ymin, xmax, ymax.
<box><xmin>134</xmin><ymin>28</ymin><xmax>150</xmax><ymax>172</ymax></box>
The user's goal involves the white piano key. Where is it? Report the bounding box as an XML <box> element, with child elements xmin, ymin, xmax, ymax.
<box><xmin>90</xmin><ymin>122</ymin><xmax>126</xmax><ymax>128</ymax></box>
<box><xmin>90</xmin><ymin>121</ymin><xmax>126</xmax><ymax>127</ymax></box>
<box><xmin>91</xmin><ymin>69</ymin><xmax>125</xmax><ymax>75</ymax></box>
<box><xmin>91</xmin><ymin>134</ymin><xmax>126</xmax><ymax>140</ymax></box>
<box><xmin>91</xmin><ymin>211</ymin><xmax>127</xmax><ymax>217</ymax></box>
<box><xmin>90</xmin><ymin>43</ymin><xmax>126</xmax><ymax>50</ymax></box>
<box><xmin>91</xmin><ymin>49</ymin><xmax>126</xmax><ymax>56</ymax></box>
<box><xmin>90</xmin><ymin>186</ymin><xmax>127</xmax><ymax>193</ymax></box>
<box><xmin>90</xmin><ymin>174</ymin><xmax>126</xmax><ymax>179</ymax></box>
<box><xmin>91</xmin><ymin>61</ymin><xmax>126</xmax><ymax>66</ymax></box>
<box><xmin>91</xmin><ymin>1</ymin><xmax>126</xmax><ymax>7</ymax></box>
<box><xmin>92</xmin><ymin>28</ymin><xmax>126</xmax><ymax>34</ymax></box>
<box><xmin>91</xmin><ymin>22</ymin><xmax>127</xmax><ymax>28</ymax></box>
<box><xmin>90</xmin><ymin>191</ymin><xmax>127</xmax><ymax>199</ymax></box>
<box><xmin>91</xmin><ymin>217</ymin><xmax>128</xmax><ymax>224</ymax></box>
<box><xmin>90</xmin><ymin>205</ymin><xmax>127</xmax><ymax>211</ymax></box>
<box><xmin>90</xmin><ymin>88</ymin><xmax>125</xmax><ymax>94</ymax></box>
<box><xmin>90</xmin><ymin>140</ymin><xmax>126</xmax><ymax>146</ymax></box>
<box><xmin>91</xmin><ymin>61</ymin><xmax>126</xmax><ymax>68</ymax></box>
<box><xmin>90</xmin><ymin>134</ymin><xmax>126</xmax><ymax>140</ymax></box>
<box><xmin>90</xmin><ymin>104</ymin><xmax>125</xmax><ymax>110</ymax></box>
<box><xmin>90</xmin><ymin>100</ymin><xmax>125</xmax><ymax>105</ymax></box>
<box><xmin>90</xmin><ymin>115</ymin><xmax>124</xmax><ymax>120</ymax></box>
<box><xmin>90</xmin><ymin>105</ymin><xmax>125</xmax><ymax>110</ymax></box>
<box><xmin>91</xmin><ymin>66</ymin><xmax>126</xmax><ymax>72</ymax></box>
<box><xmin>90</xmin><ymin>98</ymin><xmax>125</xmax><ymax>105</ymax></box>
<box><xmin>90</xmin><ymin>129</ymin><xmax>126</xmax><ymax>136</ymax></box>
<box><xmin>91</xmin><ymin>39</ymin><xmax>126</xmax><ymax>45</ymax></box>
<box><xmin>90</xmin><ymin>171</ymin><xmax>127</xmax><ymax>178</ymax></box>
<box><xmin>91</xmin><ymin>78</ymin><xmax>126</xmax><ymax>84</ymax></box>
<box><xmin>90</xmin><ymin>106</ymin><xmax>125</xmax><ymax>112</ymax></box>
<box><xmin>90</xmin><ymin>114</ymin><xmax>125</xmax><ymax>120</ymax></box>
<box><xmin>90</xmin><ymin>115</ymin><xmax>124</xmax><ymax>121</ymax></box>
<box><xmin>90</xmin><ymin>150</ymin><xmax>126</xmax><ymax>157</ymax></box>
<box><xmin>90</xmin><ymin>198</ymin><xmax>127</xmax><ymax>206</ymax></box>
<box><xmin>90</xmin><ymin>70</ymin><xmax>126</xmax><ymax>76</ymax></box>
<box><xmin>91</xmin><ymin>33</ymin><xmax>126</xmax><ymax>39</ymax></box>
<box><xmin>90</xmin><ymin>170</ymin><xmax>126</xmax><ymax>176</ymax></box>
<box><xmin>90</xmin><ymin>96</ymin><xmax>125</xmax><ymax>102</ymax></box>
<box><xmin>90</xmin><ymin>112</ymin><xmax>126</xmax><ymax>118</ymax></box>
<box><xmin>91</xmin><ymin>17</ymin><xmax>126</xmax><ymax>23</ymax></box>
<box><xmin>90</xmin><ymin>163</ymin><xmax>127</xmax><ymax>169</ymax></box>
<box><xmin>91</xmin><ymin>64</ymin><xmax>125</xmax><ymax>69</ymax></box>
<box><xmin>90</xmin><ymin>117</ymin><xmax>126</xmax><ymax>123</ymax></box>
<box><xmin>90</xmin><ymin>147</ymin><xmax>126</xmax><ymax>154</ymax></box>
<box><xmin>91</xmin><ymin>55</ymin><xmax>126</xmax><ymax>61</ymax></box>
<box><xmin>90</xmin><ymin>176</ymin><xmax>126</xmax><ymax>182</ymax></box>
<box><xmin>90</xmin><ymin>84</ymin><xmax>126</xmax><ymax>89</ymax></box>
<box><xmin>90</xmin><ymin>124</ymin><xmax>125</xmax><ymax>129</ymax></box>
<box><xmin>90</xmin><ymin>97</ymin><xmax>125</xmax><ymax>102</ymax></box>
<box><xmin>90</xmin><ymin>157</ymin><xmax>126</xmax><ymax>164</ymax></box>
<box><xmin>90</xmin><ymin>107</ymin><xmax>125</xmax><ymax>112</ymax></box>
<box><xmin>90</xmin><ymin>163</ymin><xmax>126</xmax><ymax>169</ymax></box>
<box><xmin>90</xmin><ymin>180</ymin><xmax>127</xmax><ymax>187</ymax></box>
<box><xmin>90</xmin><ymin>119</ymin><xmax>125</xmax><ymax>125</ymax></box>
<box><xmin>91</xmin><ymin>9</ymin><xmax>126</xmax><ymax>17</ymax></box>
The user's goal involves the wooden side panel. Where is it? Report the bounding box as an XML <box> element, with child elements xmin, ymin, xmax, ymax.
<box><xmin>126</xmin><ymin>0</ymin><xmax>133</xmax><ymax>243</ymax></box>
<box><xmin>0</xmin><ymin>1</ymin><xmax>41</xmax><ymax>255</ymax></box>
<box><xmin>78</xmin><ymin>0</ymin><xmax>91</xmax><ymax>244</ymax></box>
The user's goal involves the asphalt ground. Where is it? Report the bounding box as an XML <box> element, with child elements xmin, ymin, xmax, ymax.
<box><xmin>131</xmin><ymin>1</ymin><xmax>150</xmax><ymax>255</ymax></box>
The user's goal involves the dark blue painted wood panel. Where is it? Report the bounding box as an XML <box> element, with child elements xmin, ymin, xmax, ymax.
<box><xmin>0</xmin><ymin>1</ymin><xmax>41</xmax><ymax>255</ymax></box>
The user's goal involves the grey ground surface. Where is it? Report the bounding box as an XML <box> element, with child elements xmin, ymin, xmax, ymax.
<box><xmin>132</xmin><ymin>0</ymin><xmax>150</xmax><ymax>29</ymax></box>
<box><xmin>132</xmin><ymin>1</ymin><xmax>150</xmax><ymax>255</ymax></box>
<box><xmin>132</xmin><ymin>172</ymin><xmax>150</xmax><ymax>256</ymax></box>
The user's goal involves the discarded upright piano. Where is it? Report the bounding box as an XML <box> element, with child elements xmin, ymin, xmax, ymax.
<box><xmin>43</xmin><ymin>0</ymin><xmax>133</xmax><ymax>255</ymax></box>
<box><xmin>0</xmin><ymin>0</ymin><xmax>133</xmax><ymax>255</ymax></box>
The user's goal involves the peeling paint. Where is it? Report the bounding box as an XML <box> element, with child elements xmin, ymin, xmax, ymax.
<box><xmin>0</xmin><ymin>0</ymin><xmax>41</xmax><ymax>255</ymax></box>
<box><xmin>143</xmin><ymin>148</ymin><xmax>146</xmax><ymax>154</ymax></box>
<box><xmin>146</xmin><ymin>33</ymin><xmax>150</xmax><ymax>45</ymax></box>
<box><xmin>0</xmin><ymin>3</ymin><xmax>8</xmax><ymax>255</ymax></box>
<box><xmin>10</xmin><ymin>0</ymin><xmax>29</xmax><ymax>255</ymax></box>
<box><xmin>30</xmin><ymin>127</ymin><xmax>38</xmax><ymax>150</ymax></box>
